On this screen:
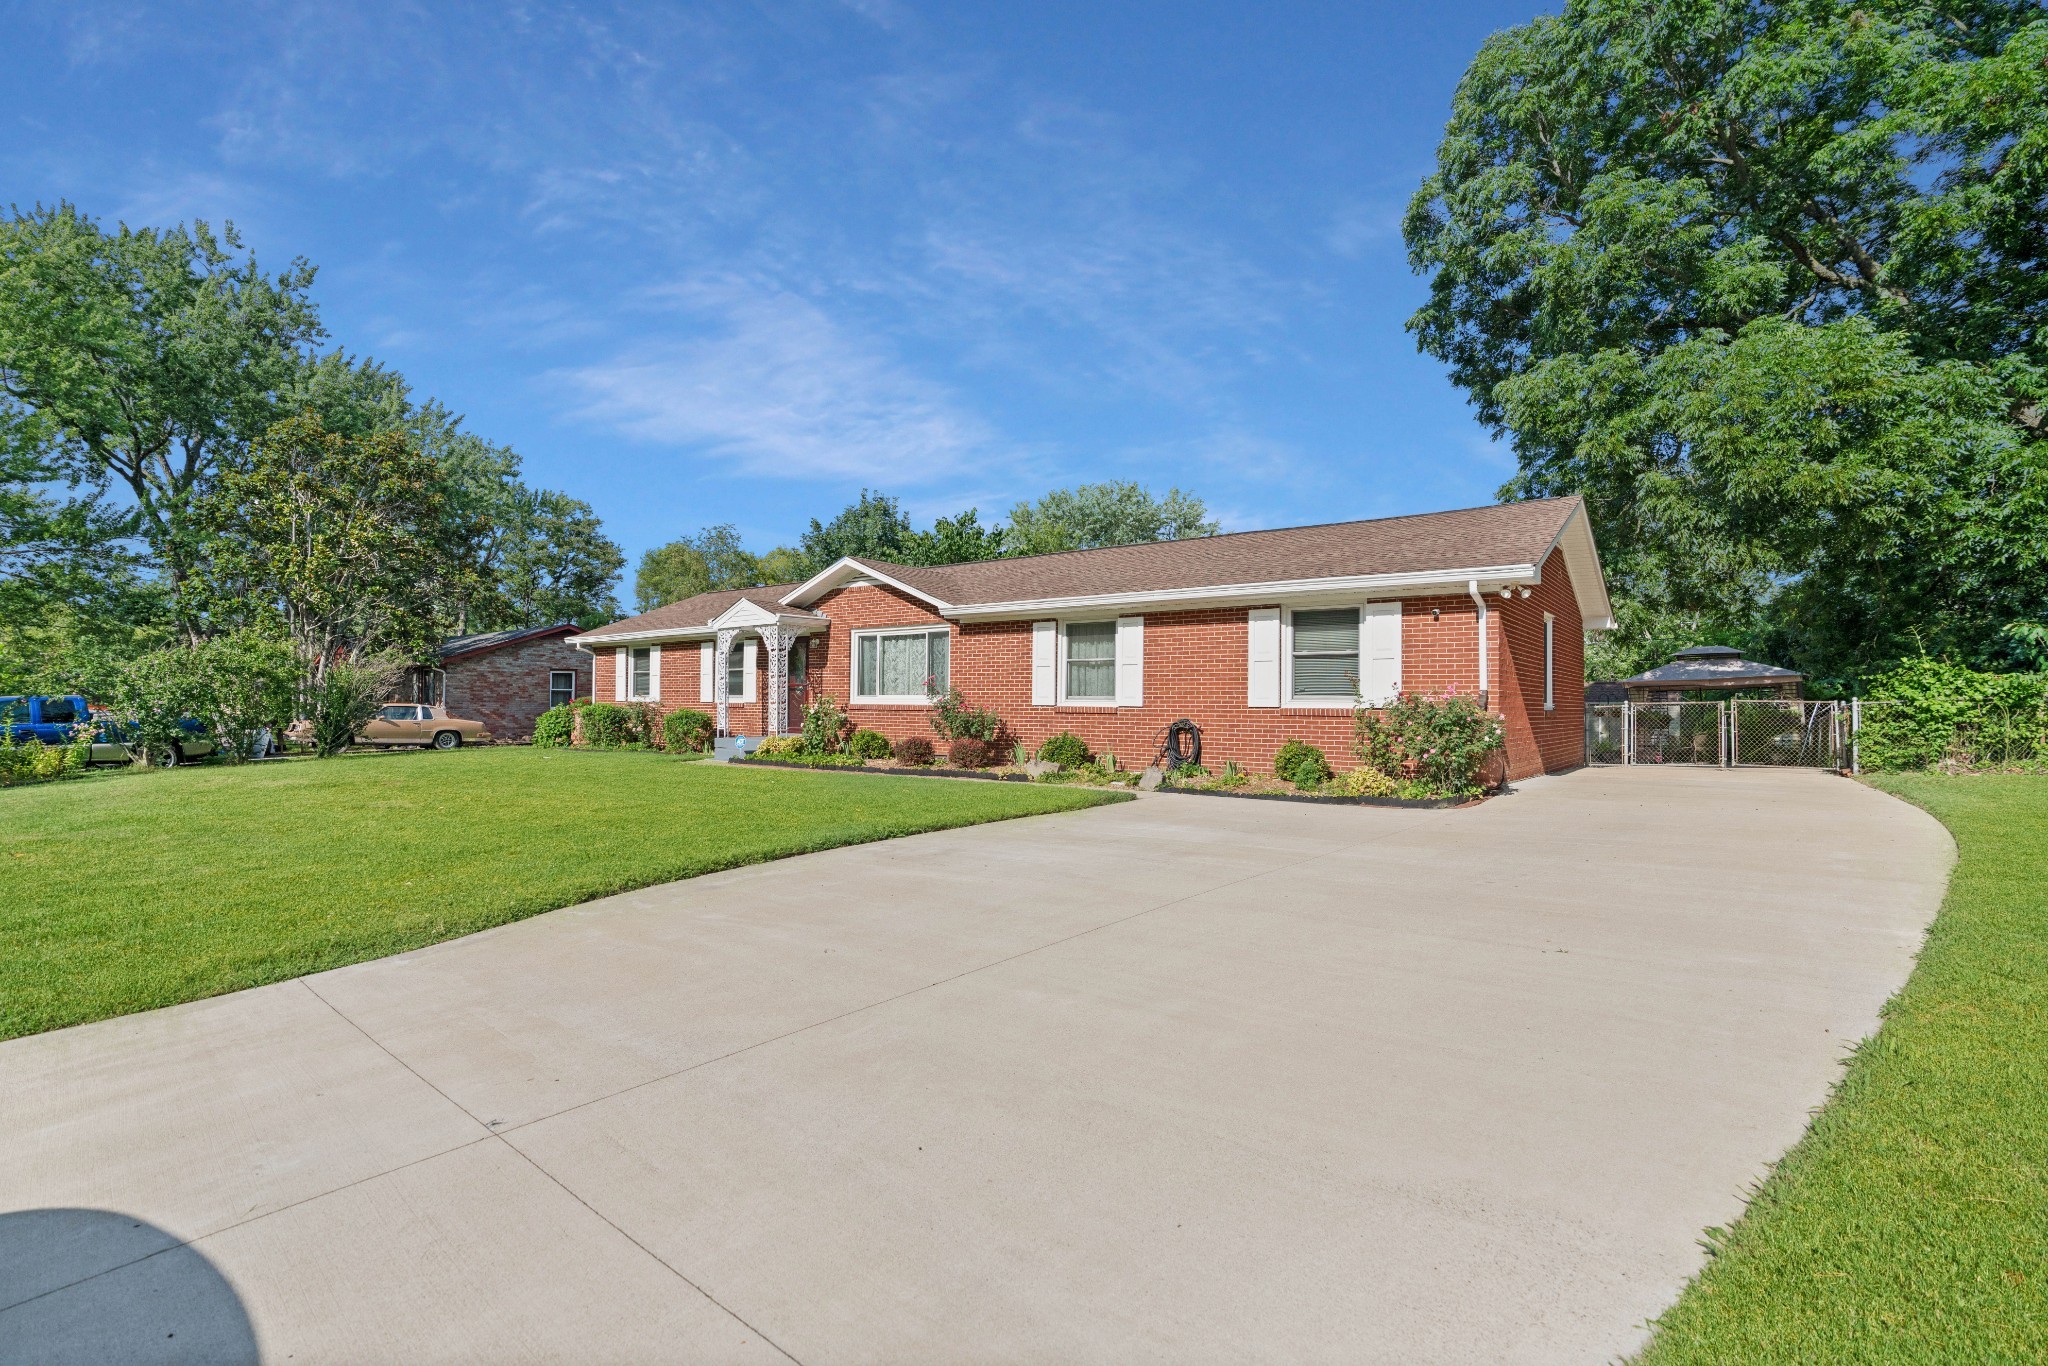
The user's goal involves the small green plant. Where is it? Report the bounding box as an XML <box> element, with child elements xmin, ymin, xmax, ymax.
<box><xmin>893</xmin><ymin>735</ymin><xmax>936</xmax><ymax>766</ymax></box>
<box><xmin>1098</xmin><ymin>750</ymin><xmax>1117</xmax><ymax>773</ymax></box>
<box><xmin>1272</xmin><ymin>739</ymin><xmax>1332</xmax><ymax>789</ymax></box>
<box><xmin>1219</xmin><ymin>760</ymin><xmax>1247</xmax><ymax>787</ymax></box>
<box><xmin>1037</xmin><ymin>731</ymin><xmax>1092</xmax><ymax>768</ymax></box>
<box><xmin>1339</xmin><ymin>766</ymin><xmax>1400</xmax><ymax>797</ymax></box>
<box><xmin>662</xmin><ymin>708</ymin><xmax>714</xmax><ymax>753</ymax></box>
<box><xmin>533</xmin><ymin>704</ymin><xmax>574</xmax><ymax>749</ymax></box>
<box><xmin>1168</xmin><ymin>762</ymin><xmax>1208</xmax><ymax>781</ymax></box>
<box><xmin>848</xmin><ymin>728</ymin><xmax>893</xmax><ymax>760</ymax></box>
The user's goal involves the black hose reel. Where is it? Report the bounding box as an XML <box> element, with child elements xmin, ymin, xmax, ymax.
<box><xmin>1160</xmin><ymin>718</ymin><xmax>1201</xmax><ymax>770</ymax></box>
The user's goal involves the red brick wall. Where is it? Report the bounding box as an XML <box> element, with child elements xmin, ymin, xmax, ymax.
<box><xmin>585</xmin><ymin>555</ymin><xmax>1588</xmax><ymax>777</ymax></box>
<box><xmin>1493</xmin><ymin>547</ymin><xmax>1587</xmax><ymax>779</ymax></box>
<box><xmin>443</xmin><ymin>633</ymin><xmax>590</xmax><ymax>740</ymax></box>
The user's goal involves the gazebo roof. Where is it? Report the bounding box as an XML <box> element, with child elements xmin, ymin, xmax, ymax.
<box><xmin>1622</xmin><ymin>645</ymin><xmax>1804</xmax><ymax>689</ymax></box>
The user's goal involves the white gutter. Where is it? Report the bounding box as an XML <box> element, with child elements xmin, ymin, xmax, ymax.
<box><xmin>943</xmin><ymin>563</ymin><xmax>1539</xmax><ymax>622</ymax></box>
<box><xmin>1468</xmin><ymin>579</ymin><xmax>1489</xmax><ymax>702</ymax></box>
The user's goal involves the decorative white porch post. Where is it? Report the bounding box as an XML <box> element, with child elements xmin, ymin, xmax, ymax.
<box><xmin>714</xmin><ymin>626</ymin><xmax>738</xmax><ymax>734</ymax></box>
<box><xmin>761</xmin><ymin>623</ymin><xmax>789</xmax><ymax>735</ymax></box>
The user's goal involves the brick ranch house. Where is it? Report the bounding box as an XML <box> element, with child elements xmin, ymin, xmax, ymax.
<box><xmin>570</xmin><ymin>497</ymin><xmax>1613</xmax><ymax>781</ymax></box>
<box><xmin>400</xmin><ymin>623</ymin><xmax>591</xmax><ymax>740</ymax></box>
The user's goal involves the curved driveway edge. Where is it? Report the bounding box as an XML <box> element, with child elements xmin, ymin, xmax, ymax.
<box><xmin>0</xmin><ymin>767</ymin><xmax>1953</xmax><ymax>1363</ymax></box>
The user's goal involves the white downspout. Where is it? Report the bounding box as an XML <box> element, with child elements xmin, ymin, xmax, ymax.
<box><xmin>1467</xmin><ymin>580</ymin><xmax>1490</xmax><ymax>708</ymax></box>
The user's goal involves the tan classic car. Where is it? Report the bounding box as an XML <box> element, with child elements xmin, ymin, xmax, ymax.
<box><xmin>289</xmin><ymin>704</ymin><xmax>490</xmax><ymax>750</ymax></box>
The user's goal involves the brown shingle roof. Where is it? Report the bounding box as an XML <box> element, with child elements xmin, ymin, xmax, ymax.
<box><xmin>866</xmin><ymin>497</ymin><xmax>1583</xmax><ymax>606</ymax></box>
<box><xmin>586</xmin><ymin>585</ymin><xmax>815</xmax><ymax>638</ymax></box>
<box><xmin>578</xmin><ymin>498</ymin><xmax>1587</xmax><ymax>638</ymax></box>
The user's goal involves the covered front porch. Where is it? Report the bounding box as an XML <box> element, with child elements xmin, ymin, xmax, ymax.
<box><xmin>703</xmin><ymin>598</ymin><xmax>823</xmax><ymax>738</ymax></box>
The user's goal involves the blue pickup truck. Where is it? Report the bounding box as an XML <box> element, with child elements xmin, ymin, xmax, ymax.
<box><xmin>0</xmin><ymin>695</ymin><xmax>219</xmax><ymax>765</ymax></box>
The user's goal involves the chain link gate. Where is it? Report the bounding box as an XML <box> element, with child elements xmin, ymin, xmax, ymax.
<box><xmin>1588</xmin><ymin>700</ymin><xmax>1851</xmax><ymax>769</ymax></box>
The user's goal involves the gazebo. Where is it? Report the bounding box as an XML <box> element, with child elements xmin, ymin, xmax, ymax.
<box><xmin>1620</xmin><ymin>645</ymin><xmax>1804</xmax><ymax>703</ymax></box>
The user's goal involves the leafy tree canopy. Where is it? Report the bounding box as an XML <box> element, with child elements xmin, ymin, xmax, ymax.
<box><xmin>186</xmin><ymin>412</ymin><xmax>490</xmax><ymax>671</ymax></box>
<box><xmin>1406</xmin><ymin>0</ymin><xmax>2048</xmax><ymax>684</ymax></box>
<box><xmin>1003</xmin><ymin>482</ymin><xmax>1219</xmax><ymax>557</ymax></box>
<box><xmin>635</xmin><ymin>524</ymin><xmax>769</xmax><ymax>612</ymax></box>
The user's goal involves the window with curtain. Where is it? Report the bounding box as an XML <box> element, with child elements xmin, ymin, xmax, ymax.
<box><xmin>789</xmin><ymin>638</ymin><xmax>808</xmax><ymax>685</ymax></box>
<box><xmin>854</xmin><ymin>628</ymin><xmax>949</xmax><ymax>700</ymax></box>
<box><xmin>727</xmin><ymin>645</ymin><xmax>746</xmax><ymax>699</ymax></box>
<box><xmin>629</xmin><ymin>647</ymin><xmax>652</xmax><ymax>699</ymax></box>
<box><xmin>549</xmin><ymin>671</ymin><xmax>576</xmax><ymax>708</ymax></box>
<box><xmin>1290</xmin><ymin>608</ymin><xmax>1358</xmax><ymax>699</ymax></box>
<box><xmin>1064</xmin><ymin>621</ymin><xmax>1117</xmax><ymax>700</ymax></box>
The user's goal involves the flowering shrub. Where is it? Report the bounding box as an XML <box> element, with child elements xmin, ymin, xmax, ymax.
<box><xmin>1354</xmin><ymin>691</ymin><xmax>1505</xmax><ymax>795</ymax></box>
<box><xmin>799</xmin><ymin>694</ymin><xmax>850</xmax><ymax>754</ymax></box>
<box><xmin>926</xmin><ymin>682</ymin><xmax>1002</xmax><ymax>742</ymax></box>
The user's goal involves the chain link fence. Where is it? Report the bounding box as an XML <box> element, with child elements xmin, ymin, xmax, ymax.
<box><xmin>1588</xmin><ymin>700</ymin><xmax>1847</xmax><ymax>769</ymax></box>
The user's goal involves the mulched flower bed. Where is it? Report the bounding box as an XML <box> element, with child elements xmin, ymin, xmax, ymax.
<box><xmin>1162</xmin><ymin>784</ymin><xmax>1479</xmax><ymax>810</ymax></box>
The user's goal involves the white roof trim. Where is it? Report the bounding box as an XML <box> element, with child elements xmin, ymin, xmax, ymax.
<box><xmin>569</xmin><ymin>616</ymin><xmax>824</xmax><ymax>648</ymax></box>
<box><xmin>780</xmin><ymin>557</ymin><xmax>955</xmax><ymax>613</ymax></box>
<box><xmin>1535</xmin><ymin>504</ymin><xmax>1615</xmax><ymax>630</ymax></box>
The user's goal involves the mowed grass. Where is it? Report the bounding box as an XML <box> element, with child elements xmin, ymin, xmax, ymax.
<box><xmin>1640</xmin><ymin>775</ymin><xmax>2048</xmax><ymax>1363</ymax></box>
<box><xmin>0</xmin><ymin>747</ymin><xmax>1127</xmax><ymax>1041</ymax></box>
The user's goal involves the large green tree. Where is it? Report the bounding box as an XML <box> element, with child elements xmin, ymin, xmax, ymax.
<box><xmin>187</xmin><ymin>412</ymin><xmax>489</xmax><ymax>671</ymax></box>
<box><xmin>0</xmin><ymin>205</ymin><xmax>322</xmax><ymax>608</ymax></box>
<box><xmin>1406</xmin><ymin>0</ymin><xmax>2048</xmax><ymax>683</ymax></box>
<box><xmin>634</xmin><ymin>524</ymin><xmax>766</xmax><ymax>612</ymax></box>
<box><xmin>1003</xmin><ymin>482</ymin><xmax>1218</xmax><ymax>557</ymax></box>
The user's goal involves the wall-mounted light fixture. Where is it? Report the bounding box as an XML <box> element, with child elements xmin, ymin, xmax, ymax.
<box><xmin>1430</xmin><ymin>607</ymin><xmax>1441</xmax><ymax>621</ymax></box>
<box><xmin>1518</xmin><ymin>587</ymin><xmax>1532</xmax><ymax>599</ymax></box>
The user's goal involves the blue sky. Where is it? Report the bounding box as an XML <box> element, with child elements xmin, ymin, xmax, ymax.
<box><xmin>5</xmin><ymin>0</ymin><xmax>1549</xmax><ymax>569</ymax></box>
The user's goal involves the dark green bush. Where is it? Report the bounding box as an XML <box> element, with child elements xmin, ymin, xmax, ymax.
<box><xmin>1036</xmin><ymin>731</ymin><xmax>1092</xmax><ymax>768</ymax></box>
<box><xmin>577</xmin><ymin>703</ymin><xmax>641</xmax><ymax>749</ymax></box>
<box><xmin>533</xmin><ymin>705</ymin><xmax>573</xmax><ymax>749</ymax></box>
<box><xmin>893</xmin><ymin>735</ymin><xmax>935</xmax><ymax>766</ymax></box>
<box><xmin>662</xmin><ymin>708</ymin><xmax>714</xmax><ymax>753</ymax></box>
<box><xmin>1859</xmin><ymin>656</ymin><xmax>2048</xmax><ymax>771</ymax></box>
<box><xmin>848</xmin><ymin>728</ymin><xmax>892</xmax><ymax>760</ymax></box>
<box><xmin>1272</xmin><ymin>738</ymin><xmax>1332</xmax><ymax>789</ymax></box>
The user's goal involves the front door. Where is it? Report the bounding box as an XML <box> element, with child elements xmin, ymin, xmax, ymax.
<box><xmin>787</xmin><ymin>638</ymin><xmax>809</xmax><ymax>722</ymax></box>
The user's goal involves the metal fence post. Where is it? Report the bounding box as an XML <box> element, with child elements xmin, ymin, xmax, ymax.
<box><xmin>1718</xmin><ymin>700</ymin><xmax>1728</xmax><ymax>767</ymax></box>
<box><xmin>1851</xmin><ymin>697</ymin><xmax>1861</xmax><ymax>774</ymax></box>
<box><xmin>1623</xmin><ymin>700</ymin><xmax>1633</xmax><ymax>765</ymax></box>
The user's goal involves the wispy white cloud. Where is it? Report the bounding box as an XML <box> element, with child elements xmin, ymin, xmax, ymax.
<box><xmin>561</xmin><ymin>278</ymin><xmax>1001</xmax><ymax>484</ymax></box>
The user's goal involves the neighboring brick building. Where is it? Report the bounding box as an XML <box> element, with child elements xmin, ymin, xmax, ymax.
<box><xmin>573</xmin><ymin>498</ymin><xmax>1613</xmax><ymax>781</ymax></box>
<box><xmin>403</xmin><ymin>624</ymin><xmax>591</xmax><ymax>741</ymax></box>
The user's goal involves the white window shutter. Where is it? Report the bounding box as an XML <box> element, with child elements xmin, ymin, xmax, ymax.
<box><xmin>741</xmin><ymin>638</ymin><xmax>758</xmax><ymax>702</ymax></box>
<box><xmin>1115</xmin><ymin>616</ymin><xmax>1144</xmax><ymax>707</ymax></box>
<box><xmin>1363</xmin><ymin>602</ymin><xmax>1401</xmax><ymax>705</ymax></box>
<box><xmin>1031</xmin><ymin>621</ymin><xmax>1057</xmax><ymax>706</ymax></box>
<box><xmin>699</xmin><ymin>641</ymin><xmax>714</xmax><ymax>702</ymax></box>
<box><xmin>613</xmin><ymin>647</ymin><xmax>628</xmax><ymax>701</ymax></box>
<box><xmin>648</xmin><ymin>644</ymin><xmax>662</xmax><ymax>702</ymax></box>
<box><xmin>1247</xmin><ymin>608</ymin><xmax>1281</xmax><ymax>707</ymax></box>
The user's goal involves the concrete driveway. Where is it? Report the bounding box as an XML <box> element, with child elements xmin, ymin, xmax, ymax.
<box><xmin>0</xmin><ymin>767</ymin><xmax>1951</xmax><ymax>1364</ymax></box>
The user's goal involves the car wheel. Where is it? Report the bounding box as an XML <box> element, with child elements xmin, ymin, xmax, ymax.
<box><xmin>432</xmin><ymin>730</ymin><xmax>461</xmax><ymax>750</ymax></box>
<box><xmin>155</xmin><ymin>744</ymin><xmax>183</xmax><ymax>768</ymax></box>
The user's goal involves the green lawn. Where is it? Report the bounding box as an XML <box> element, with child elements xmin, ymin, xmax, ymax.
<box><xmin>0</xmin><ymin>747</ymin><xmax>1127</xmax><ymax>1041</ymax></box>
<box><xmin>1640</xmin><ymin>775</ymin><xmax>2048</xmax><ymax>1362</ymax></box>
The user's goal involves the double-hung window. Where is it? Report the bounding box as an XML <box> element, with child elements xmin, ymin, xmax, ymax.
<box><xmin>727</xmin><ymin>648</ymin><xmax>747</xmax><ymax>700</ymax></box>
<box><xmin>628</xmin><ymin>647</ymin><xmax>652</xmax><ymax>700</ymax></box>
<box><xmin>853</xmin><ymin>627</ymin><xmax>949</xmax><ymax>703</ymax></box>
<box><xmin>549</xmin><ymin>671</ymin><xmax>576</xmax><ymax>708</ymax></box>
<box><xmin>1063</xmin><ymin>621</ymin><xmax>1117</xmax><ymax>702</ymax></box>
<box><xmin>1290</xmin><ymin>608</ymin><xmax>1360</xmax><ymax>701</ymax></box>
